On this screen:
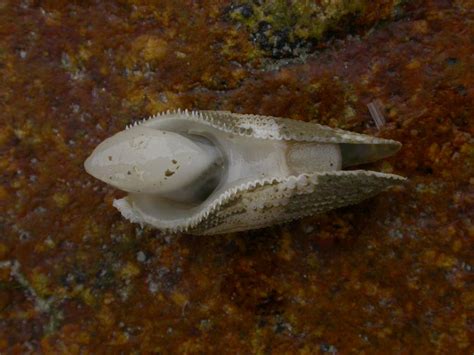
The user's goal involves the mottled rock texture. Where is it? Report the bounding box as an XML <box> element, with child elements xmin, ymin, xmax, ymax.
<box><xmin>0</xmin><ymin>0</ymin><xmax>473</xmax><ymax>352</ymax></box>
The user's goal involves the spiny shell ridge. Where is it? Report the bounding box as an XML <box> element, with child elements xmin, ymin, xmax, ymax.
<box><xmin>114</xmin><ymin>170</ymin><xmax>405</xmax><ymax>235</ymax></box>
<box><xmin>126</xmin><ymin>109</ymin><xmax>400</xmax><ymax>146</ymax></box>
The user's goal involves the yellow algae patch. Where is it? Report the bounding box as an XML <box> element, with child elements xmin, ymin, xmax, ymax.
<box><xmin>120</xmin><ymin>261</ymin><xmax>141</xmax><ymax>279</ymax></box>
<box><xmin>80</xmin><ymin>288</ymin><xmax>96</xmax><ymax>307</ymax></box>
<box><xmin>0</xmin><ymin>186</ymin><xmax>8</xmax><ymax>201</ymax></box>
<box><xmin>53</xmin><ymin>192</ymin><xmax>70</xmax><ymax>208</ymax></box>
<box><xmin>406</xmin><ymin>59</ymin><xmax>421</xmax><ymax>70</ymax></box>
<box><xmin>78</xmin><ymin>45</ymin><xmax>92</xmax><ymax>62</ymax></box>
<box><xmin>133</xmin><ymin>35</ymin><xmax>168</xmax><ymax>61</ymax></box>
<box><xmin>110</xmin><ymin>331</ymin><xmax>130</xmax><ymax>345</ymax></box>
<box><xmin>145</xmin><ymin>91</ymin><xmax>181</xmax><ymax>114</ymax></box>
<box><xmin>436</xmin><ymin>254</ymin><xmax>457</xmax><ymax>269</ymax></box>
<box><xmin>0</xmin><ymin>126</ymin><xmax>12</xmax><ymax>146</ymax></box>
<box><xmin>97</xmin><ymin>305</ymin><xmax>116</xmax><ymax>327</ymax></box>
<box><xmin>278</xmin><ymin>231</ymin><xmax>295</xmax><ymax>261</ymax></box>
<box><xmin>412</xmin><ymin>20</ymin><xmax>429</xmax><ymax>34</ymax></box>
<box><xmin>0</xmin><ymin>243</ymin><xmax>8</xmax><ymax>259</ymax></box>
<box><xmin>30</xmin><ymin>268</ymin><xmax>52</xmax><ymax>298</ymax></box>
<box><xmin>171</xmin><ymin>291</ymin><xmax>187</xmax><ymax>306</ymax></box>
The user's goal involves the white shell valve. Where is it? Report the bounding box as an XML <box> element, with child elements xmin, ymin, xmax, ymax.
<box><xmin>84</xmin><ymin>126</ymin><xmax>219</xmax><ymax>194</ymax></box>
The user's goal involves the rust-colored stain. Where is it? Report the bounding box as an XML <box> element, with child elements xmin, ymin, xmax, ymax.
<box><xmin>1</xmin><ymin>0</ymin><xmax>473</xmax><ymax>352</ymax></box>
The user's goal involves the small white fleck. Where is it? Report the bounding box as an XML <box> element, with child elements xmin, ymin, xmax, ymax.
<box><xmin>175</xmin><ymin>51</ymin><xmax>186</xmax><ymax>58</ymax></box>
<box><xmin>44</xmin><ymin>235</ymin><xmax>55</xmax><ymax>248</ymax></box>
<box><xmin>159</xmin><ymin>92</ymin><xmax>168</xmax><ymax>103</ymax></box>
<box><xmin>148</xmin><ymin>281</ymin><xmax>158</xmax><ymax>294</ymax></box>
<box><xmin>71</xmin><ymin>104</ymin><xmax>80</xmax><ymax>113</ymax></box>
<box><xmin>136</xmin><ymin>251</ymin><xmax>146</xmax><ymax>263</ymax></box>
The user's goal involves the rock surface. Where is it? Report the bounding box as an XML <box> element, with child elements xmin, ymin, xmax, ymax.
<box><xmin>0</xmin><ymin>0</ymin><xmax>472</xmax><ymax>352</ymax></box>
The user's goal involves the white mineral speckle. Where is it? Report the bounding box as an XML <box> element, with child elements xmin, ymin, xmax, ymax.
<box><xmin>136</xmin><ymin>251</ymin><xmax>146</xmax><ymax>263</ymax></box>
<box><xmin>148</xmin><ymin>280</ymin><xmax>158</xmax><ymax>294</ymax></box>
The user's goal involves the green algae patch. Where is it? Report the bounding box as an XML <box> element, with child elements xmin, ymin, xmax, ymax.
<box><xmin>229</xmin><ymin>0</ymin><xmax>407</xmax><ymax>58</ymax></box>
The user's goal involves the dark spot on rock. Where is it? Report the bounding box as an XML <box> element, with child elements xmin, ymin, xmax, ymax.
<box><xmin>108</xmin><ymin>156</ymin><xmax>112</xmax><ymax>161</ymax></box>
<box><xmin>456</xmin><ymin>85</ymin><xmax>467</xmax><ymax>96</ymax></box>
<box><xmin>172</xmin><ymin>159</ymin><xmax>177</xmax><ymax>164</ymax></box>
<box><xmin>239</xmin><ymin>4</ymin><xmax>253</xmax><ymax>18</ymax></box>
<box><xmin>446</xmin><ymin>57</ymin><xmax>458</xmax><ymax>65</ymax></box>
<box><xmin>256</xmin><ymin>290</ymin><xmax>284</xmax><ymax>316</ymax></box>
<box><xmin>320</xmin><ymin>343</ymin><xmax>336</xmax><ymax>353</ymax></box>
<box><xmin>165</xmin><ymin>169</ymin><xmax>175</xmax><ymax>177</ymax></box>
<box><xmin>258</xmin><ymin>20</ymin><xmax>272</xmax><ymax>33</ymax></box>
<box><xmin>229</xmin><ymin>3</ymin><xmax>253</xmax><ymax>19</ymax></box>
<box><xmin>94</xmin><ymin>268</ymin><xmax>116</xmax><ymax>290</ymax></box>
<box><xmin>274</xmin><ymin>320</ymin><xmax>289</xmax><ymax>333</ymax></box>
<box><xmin>417</xmin><ymin>166</ymin><xmax>433</xmax><ymax>175</ymax></box>
<box><xmin>127</xmin><ymin>171</ymin><xmax>131</xmax><ymax>175</ymax></box>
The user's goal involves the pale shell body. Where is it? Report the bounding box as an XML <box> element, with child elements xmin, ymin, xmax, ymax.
<box><xmin>85</xmin><ymin>110</ymin><xmax>405</xmax><ymax>235</ymax></box>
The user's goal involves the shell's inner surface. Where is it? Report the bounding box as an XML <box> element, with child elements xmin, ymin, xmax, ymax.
<box><xmin>286</xmin><ymin>142</ymin><xmax>342</xmax><ymax>174</ymax></box>
<box><xmin>340</xmin><ymin>143</ymin><xmax>400</xmax><ymax>168</ymax></box>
